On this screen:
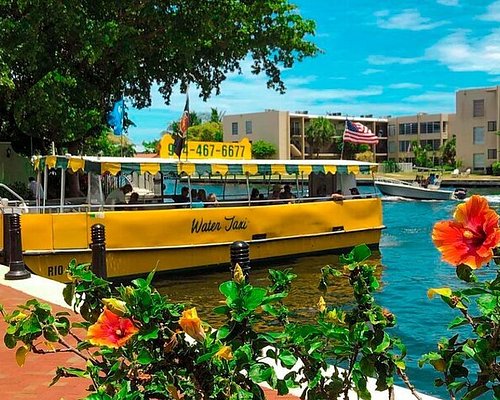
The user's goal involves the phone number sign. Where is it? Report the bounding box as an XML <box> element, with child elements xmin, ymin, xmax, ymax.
<box><xmin>159</xmin><ymin>136</ymin><xmax>251</xmax><ymax>160</ymax></box>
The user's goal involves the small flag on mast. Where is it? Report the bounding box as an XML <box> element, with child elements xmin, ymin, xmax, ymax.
<box><xmin>174</xmin><ymin>94</ymin><xmax>190</xmax><ymax>158</ymax></box>
<box><xmin>343</xmin><ymin>120</ymin><xmax>379</xmax><ymax>145</ymax></box>
<box><xmin>107</xmin><ymin>99</ymin><xmax>125</xmax><ymax>136</ymax></box>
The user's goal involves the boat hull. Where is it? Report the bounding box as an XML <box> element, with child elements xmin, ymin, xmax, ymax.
<box><xmin>1</xmin><ymin>198</ymin><xmax>384</xmax><ymax>282</ymax></box>
<box><xmin>375</xmin><ymin>181</ymin><xmax>453</xmax><ymax>200</ymax></box>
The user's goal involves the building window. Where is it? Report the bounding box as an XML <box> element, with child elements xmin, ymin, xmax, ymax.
<box><xmin>399</xmin><ymin>123</ymin><xmax>417</xmax><ymax>135</ymax></box>
<box><xmin>399</xmin><ymin>140</ymin><xmax>411</xmax><ymax>152</ymax></box>
<box><xmin>473</xmin><ymin>99</ymin><xmax>484</xmax><ymax>117</ymax></box>
<box><xmin>291</xmin><ymin>121</ymin><xmax>300</xmax><ymax>135</ymax></box>
<box><xmin>473</xmin><ymin>127</ymin><xmax>485</xmax><ymax>144</ymax></box>
<box><xmin>419</xmin><ymin>121</ymin><xmax>441</xmax><ymax>134</ymax></box>
<box><xmin>488</xmin><ymin>149</ymin><xmax>497</xmax><ymax>159</ymax></box>
<box><xmin>473</xmin><ymin>153</ymin><xmax>485</xmax><ymax>170</ymax></box>
<box><xmin>388</xmin><ymin>141</ymin><xmax>396</xmax><ymax>153</ymax></box>
<box><xmin>488</xmin><ymin>121</ymin><xmax>497</xmax><ymax>131</ymax></box>
<box><xmin>231</xmin><ymin>122</ymin><xmax>238</xmax><ymax>135</ymax></box>
<box><xmin>245</xmin><ymin>120</ymin><xmax>252</xmax><ymax>134</ymax></box>
<box><xmin>388</xmin><ymin>125</ymin><xmax>396</xmax><ymax>137</ymax></box>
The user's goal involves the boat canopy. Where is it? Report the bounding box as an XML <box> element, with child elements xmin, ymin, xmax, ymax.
<box><xmin>34</xmin><ymin>155</ymin><xmax>377</xmax><ymax>177</ymax></box>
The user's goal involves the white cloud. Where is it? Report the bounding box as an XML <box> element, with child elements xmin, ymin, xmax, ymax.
<box><xmin>478</xmin><ymin>1</ymin><xmax>500</xmax><ymax>21</ymax></box>
<box><xmin>375</xmin><ymin>9</ymin><xmax>448</xmax><ymax>31</ymax></box>
<box><xmin>426</xmin><ymin>29</ymin><xmax>500</xmax><ymax>74</ymax></box>
<box><xmin>367</xmin><ymin>55</ymin><xmax>422</xmax><ymax>65</ymax></box>
<box><xmin>389</xmin><ymin>83</ymin><xmax>422</xmax><ymax>89</ymax></box>
<box><xmin>437</xmin><ymin>0</ymin><xmax>459</xmax><ymax>6</ymax></box>
<box><xmin>403</xmin><ymin>91</ymin><xmax>455</xmax><ymax>104</ymax></box>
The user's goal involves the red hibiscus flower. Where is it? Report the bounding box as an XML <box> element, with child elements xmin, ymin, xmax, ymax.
<box><xmin>87</xmin><ymin>307</ymin><xmax>139</xmax><ymax>348</ymax></box>
<box><xmin>432</xmin><ymin>195</ymin><xmax>500</xmax><ymax>269</ymax></box>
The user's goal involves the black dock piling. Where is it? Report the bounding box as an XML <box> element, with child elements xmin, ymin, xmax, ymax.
<box><xmin>4</xmin><ymin>214</ymin><xmax>30</xmax><ymax>280</ymax></box>
<box><xmin>90</xmin><ymin>224</ymin><xmax>107</xmax><ymax>279</ymax></box>
<box><xmin>230</xmin><ymin>240</ymin><xmax>250</xmax><ymax>282</ymax></box>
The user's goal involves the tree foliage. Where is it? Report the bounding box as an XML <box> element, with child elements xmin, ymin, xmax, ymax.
<box><xmin>141</xmin><ymin>140</ymin><xmax>160</xmax><ymax>154</ymax></box>
<box><xmin>188</xmin><ymin>121</ymin><xmax>223</xmax><ymax>142</ymax></box>
<box><xmin>0</xmin><ymin>1</ymin><xmax>318</xmax><ymax>155</ymax></box>
<box><xmin>440</xmin><ymin>136</ymin><xmax>456</xmax><ymax>167</ymax></box>
<box><xmin>251</xmin><ymin>140</ymin><xmax>277</xmax><ymax>159</ymax></box>
<box><xmin>305</xmin><ymin>117</ymin><xmax>335</xmax><ymax>158</ymax></box>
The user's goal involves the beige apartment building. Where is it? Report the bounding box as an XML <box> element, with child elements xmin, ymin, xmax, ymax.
<box><xmin>386</xmin><ymin>113</ymin><xmax>451</xmax><ymax>164</ymax></box>
<box><xmin>222</xmin><ymin>110</ymin><xmax>388</xmax><ymax>161</ymax></box>
<box><xmin>455</xmin><ymin>86</ymin><xmax>500</xmax><ymax>172</ymax></box>
<box><xmin>223</xmin><ymin>86</ymin><xmax>500</xmax><ymax>171</ymax></box>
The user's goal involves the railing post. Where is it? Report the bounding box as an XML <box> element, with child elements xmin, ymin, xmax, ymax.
<box><xmin>230</xmin><ymin>240</ymin><xmax>250</xmax><ymax>282</ymax></box>
<box><xmin>90</xmin><ymin>224</ymin><xmax>107</xmax><ymax>279</ymax></box>
<box><xmin>5</xmin><ymin>214</ymin><xmax>30</xmax><ymax>280</ymax></box>
<box><xmin>2</xmin><ymin>213</ymin><xmax>11</xmax><ymax>265</ymax></box>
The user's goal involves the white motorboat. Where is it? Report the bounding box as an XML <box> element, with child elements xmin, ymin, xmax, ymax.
<box><xmin>374</xmin><ymin>176</ymin><xmax>466</xmax><ymax>201</ymax></box>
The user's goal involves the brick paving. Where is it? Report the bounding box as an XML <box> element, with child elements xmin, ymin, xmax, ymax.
<box><xmin>0</xmin><ymin>284</ymin><xmax>296</xmax><ymax>400</ymax></box>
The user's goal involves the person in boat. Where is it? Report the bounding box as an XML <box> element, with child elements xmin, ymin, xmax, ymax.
<box><xmin>105</xmin><ymin>184</ymin><xmax>133</xmax><ymax>207</ymax></box>
<box><xmin>271</xmin><ymin>184</ymin><xmax>282</xmax><ymax>200</ymax></box>
<box><xmin>173</xmin><ymin>186</ymin><xmax>190</xmax><ymax>203</ymax></box>
<box><xmin>349</xmin><ymin>187</ymin><xmax>361</xmax><ymax>198</ymax></box>
<box><xmin>127</xmin><ymin>192</ymin><xmax>140</xmax><ymax>210</ymax></box>
<box><xmin>280</xmin><ymin>184</ymin><xmax>295</xmax><ymax>200</ymax></box>
<box><xmin>27</xmin><ymin>176</ymin><xmax>44</xmax><ymax>200</ymax></box>
<box><xmin>206</xmin><ymin>193</ymin><xmax>219</xmax><ymax>207</ymax></box>
<box><xmin>331</xmin><ymin>190</ymin><xmax>343</xmax><ymax>201</ymax></box>
<box><xmin>192</xmin><ymin>189</ymin><xmax>207</xmax><ymax>208</ymax></box>
<box><xmin>250</xmin><ymin>188</ymin><xmax>260</xmax><ymax>200</ymax></box>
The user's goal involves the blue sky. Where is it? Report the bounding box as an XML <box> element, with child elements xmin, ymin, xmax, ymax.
<box><xmin>127</xmin><ymin>0</ymin><xmax>500</xmax><ymax>147</ymax></box>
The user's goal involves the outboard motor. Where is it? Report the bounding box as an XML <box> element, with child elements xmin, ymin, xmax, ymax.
<box><xmin>453</xmin><ymin>188</ymin><xmax>467</xmax><ymax>200</ymax></box>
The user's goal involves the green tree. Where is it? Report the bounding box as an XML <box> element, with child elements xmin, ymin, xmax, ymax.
<box><xmin>412</xmin><ymin>140</ymin><xmax>432</xmax><ymax>168</ymax></box>
<box><xmin>210</xmin><ymin>107</ymin><xmax>225</xmax><ymax>123</ymax></box>
<box><xmin>252</xmin><ymin>140</ymin><xmax>277</xmax><ymax>159</ymax></box>
<box><xmin>440</xmin><ymin>136</ymin><xmax>456</xmax><ymax>167</ymax></box>
<box><xmin>0</xmin><ymin>1</ymin><xmax>318</xmax><ymax>155</ymax></box>
<box><xmin>142</xmin><ymin>140</ymin><xmax>160</xmax><ymax>154</ymax></box>
<box><xmin>305</xmin><ymin>117</ymin><xmax>335</xmax><ymax>158</ymax></box>
<box><xmin>188</xmin><ymin>121</ymin><xmax>223</xmax><ymax>142</ymax></box>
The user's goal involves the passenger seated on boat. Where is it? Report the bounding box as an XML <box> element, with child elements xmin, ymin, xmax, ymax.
<box><xmin>331</xmin><ymin>190</ymin><xmax>343</xmax><ymax>201</ymax></box>
<box><xmin>192</xmin><ymin>189</ymin><xmax>207</xmax><ymax>208</ymax></box>
<box><xmin>349</xmin><ymin>187</ymin><xmax>361</xmax><ymax>199</ymax></box>
<box><xmin>271</xmin><ymin>184</ymin><xmax>282</xmax><ymax>200</ymax></box>
<box><xmin>127</xmin><ymin>192</ymin><xmax>140</xmax><ymax>210</ymax></box>
<box><xmin>172</xmin><ymin>186</ymin><xmax>190</xmax><ymax>203</ymax></box>
<box><xmin>105</xmin><ymin>184</ymin><xmax>133</xmax><ymax>208</ymax></box>
<box><xmin>279</xmin><ymin>184</ymin><xmax>295</xmax><ymax>200</ymax></box>
<box><xmin>206</xmin><ymin>193</ymin><xmax>219</xmax><ymax>207</ymax></box>
<box><xmin>250</xmin><ymin>188</ymin><xmax>260</xmax><ymax>200</ymax></box>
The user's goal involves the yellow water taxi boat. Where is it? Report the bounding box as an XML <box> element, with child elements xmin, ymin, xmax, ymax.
<box><xmin>0</xmin><ymin>155</ymin><xmax>384</xmax><ymax>282</ymax></box>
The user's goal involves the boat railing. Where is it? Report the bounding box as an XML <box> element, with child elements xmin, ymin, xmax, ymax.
<box><xmin>4</xmin><ymin>191</ymin><xmax>380</xmax><ymax>214</ymax></box>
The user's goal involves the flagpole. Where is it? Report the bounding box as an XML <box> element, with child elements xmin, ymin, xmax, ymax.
<box><xmin>340</xmin><ymin>119</ymin><xmax>347</xmax><ymax>160</ymax></box>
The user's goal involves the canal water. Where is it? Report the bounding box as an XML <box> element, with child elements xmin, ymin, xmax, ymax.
<box><xmin>154</xmin><ymin>186</ymin><xmax>500</xmax><ymax>398</ymax></box>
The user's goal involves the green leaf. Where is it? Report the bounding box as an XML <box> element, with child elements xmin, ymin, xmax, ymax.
<box><xmin>463</xmin><ymin>385</ymin><xmax>490</xmax><ymax>400</ymax></box>
<box><xmin>219</xmin><ymin>281</ymin><xmax>239</xmax><ymax>303</ymax></box>
<box><xmin>278</xmin><ymin>350</ymin><xmax>297</xmax><ymax>367</ymax></box>
<box><xmin>374</xmin><ymin>332</ymin><xmax>391</xmax><ymax>353</ymax></box>
<box><xmin>137</xmin><ymin>349</ymin><xmax>153</xmax><ymax>365</ymax></box>
<box><xmin>351</xmin><ymin>244</ymin><xmax>371</xmax><ymax>263</ymax></box>
<box><xmin>448</xmin><ymin>316</ymin><xmax>468</xmax><ymax>329</ymax></box>
<box><xmin>249</xmin><ymin>363</ymin><xmax>273</xmax><ymax>383</ymax></box>
<box><xmin>63</xmin><ymin>283</ymin><xmax>75</xmax><ymax>307</ymax></box>
<box><xmin>477</xmin><ymin>294</ymin><xmax>497</xmax><ymax>316</ymax></box>
<box><xmin>243</xmin><ymin>287</ymin><xmax>267</xmax><ymax>310</ymax></box>
<box><xmin>138</xmin><ymin>327</ymin><xmax>158</xmax><ymax>341</ymax></box>
<box><xmin>213</xmin><ymin>305</ymin><xmax>230</xmax><ymax>315</ymax></box>
<box><xmin>216</xmin><ymin>325</ymin><xmax>231</xmax><ymax>340</ymax></box>
<box><xmin>4</xmin><ymin>333</ymin><xmax>16</xmax><ymax>349</ymax></box>
<box><xmin>456</xmin><ymin>264</ymin><xmax>476</xmax><ymax>282</ymax></box>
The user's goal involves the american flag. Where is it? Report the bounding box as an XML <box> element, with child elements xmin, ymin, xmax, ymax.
<box><xmin>343</xmin><ymin>120</ymin><xmax>379</xmax><ymax>145</ymax></box>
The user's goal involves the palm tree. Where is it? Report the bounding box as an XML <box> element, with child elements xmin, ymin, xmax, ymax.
<box><xmin>305</xmin><ymin>117</ymin><xmax>335</xmax><ymax>158</ymax></box>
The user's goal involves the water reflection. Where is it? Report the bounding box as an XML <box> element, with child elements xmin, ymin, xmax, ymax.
<box><xmin>154</xmin><ymin>251</ymin><xmax>383</xmax><ymax>326</ymax></box>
